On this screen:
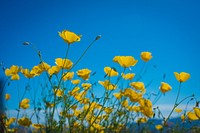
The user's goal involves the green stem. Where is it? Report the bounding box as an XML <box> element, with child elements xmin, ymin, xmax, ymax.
<box><xmin>87</xmin><ymin>68</ymin><xmax>126</xmax><ymax>131</ymax></box>
<box><xmin>164</xmin><ymin>82</ymin><xmax>181</xmax><ymax>126</ymax></box>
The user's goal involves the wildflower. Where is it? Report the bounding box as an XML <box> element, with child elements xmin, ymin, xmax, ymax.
<box><xmin>174</xmin><ymin>72</ymin><xmax>190</xmax><ymax>82</ymax></box>
<box><xmin>32</xmin><ymin>124</ymin><xmax>45</xmax><ymax>129</ymax></box>
<box><xmin>31</xmin><ymin>65</ymin><xmax>43</xmax><ymax>76</ymax></box>
<box><xmin>73</xmin><ymin>121</ymin><xmax>80</xmax><ymax>128</ymax></box>
<box><xmin>39</xmin><ymin>62</ymin><xmax>50</xmax><ymax>71</ymax></box>
<box><xmin>20</xmin><ymin>98</ymin><xmax>30</xmax><ymax>109</ymax></box>
<box><xmin>55</xmin><ymin>58</ymin><xmax>73</xmax><ymax>70</ymax></box>
<box><xmin>5</xmin><ymin>93</ymin><xmax>10</xmax><ymax>100</ymax></box>
<box><xmin>122</xmin><ymin>73</ymin><xmax>135</xmax><ymax>80</ymax></box>
<box><xmin>124</xmin><ymin>88</ymin><xmax>142</xmax><ymax>102</ymax></box>
<box><xmin>5</xmin><ymin>117</ymin><xmax>16</xmax><ymax>126</ymax></box>
<box><xmin>113</xmin><ymin>56</ymin><xmax>138</xmax><ymax>68</ymax></box>
<box><xmin>48</xmin><ymin>66</ymin><xmax>60</xmax><ymax>75</ymax></box>
<box><xmin>73</xmin><ymin>91</ymin><xmax>85</xmax><ymax>101</ymax></box>
<box><xmin>187</xmin><ymin>111</ymin><xmax>199</xmax><ymax>120</ymax></box>
<box><xmin>121</xmin><ymin>100</ymin><xmax>129</xmax><ymax>107</ymax></box>
<box><xmin>113</xmin><ymin>93</ymin><xmax>122</xmax><ymax>100</ymax></box>
<box><xmin>71</xmin><ymin>79</ymin><xmax>81</xmax><ymax>85</ymax></box>
<box><xmin>76</xmin><ymin>68</ymin><xmax>91</xmax><ymax>80</ymax></box>
<box><xmin>59</xmin><ymin>30</ymin><xmax>81</xmax><ymax>44</ymax></box>
<box><xmin>54</xmin><ymin>89</ymin><xmax>64</xmax><ymax>97</ymax></box>
<box><xmin>130</xmin><ymin>82</ymin><xmax>146</xmax><ymax>93</ymax></box>
<box><xmin>99</xmin><ymin>80</ymin><xmax>117</xmax><ymax>90</ymax></box>
<box><xmin>104</xmin><ymin>67</ymin><xmax>118</xmax><ymax>77</ymax></box>
<box><xmin>128</xmin><ymin>105</ymin><xmax>140</xmax><ymax>112</ymax></box>
<box><xmin>21</xmin><ymin>68</ymin><xmax>35</xmax><ymax>78</ymax></box>
<box><xmin>7</xmin><ymin>128</ymin><xmax>18</xmax><ymax>132</ymax></box>
<box><xmin>104</xmin><ymin>107</ymin><xmax>113</xmax><ymax>114</ymax></box>
<box><xmin>194</xmin><ymin>107</ymin><xmax>200</xmax><ymax>118</ymax></box>
<box><xmin>140</xmin><ymin>52</ymin><xmax>152</xmax><ymax>62</ymax></box>
<box><xmin>175</xmin><ymin>108</ymin><xmax>182</xmax><ymax>113</ymax></box>
<box><xmin>90</xmin><ymin>102</ymin><xmax>102</xmax><ymax>110</ymax></box>
<box><xmin>18</xmin><ymin>117</ymin><xmax>32</xmax><ymax>127</ymax></box>
<box><xmin>93</xmin><ymin>123</ymin><xmax>105</xmax><ymax>131</ymax></box>
<box><xmin>69</xmin><ymin>87</ymin><xmax>80</xmax><ymax>96</ymax></box>
<box><xmin>137</xmin><ymin>117</ymin><xmax>147</xmax><ymax>123</ymax></box>
<box><xmin>139</xmin><ymin>98</ymin><xmax>154</xmax><ymax>117</ymax></box>
<box><xmin>155</xmin><ymin>124</ymin><xmax>163</xmax><ymax>130</ymax></box>
<box><xmin>160</xmin><ymin>82</ymin><xmax>172</xmax><ymax>93</ymax></box>
<box><xmin>63</xmin><ymin>72</ymin><xmax>74</xmax><ymax>81</ymax></box>
<box><xmin>5</xmin><ymin>65</ymin><xmax>21</xmax><ymax>80</ymax></box>
<box><xmin>82</xmin><ymin>83</ymin><xmax>92</xmax><ymax>90</ymax></box>
<box><xmin>73</xmin><ymin>109</ymin><xmax>82</xmax><ymax>117</ymax></box>
<box><xmin>181</xmin><ymin>114</ymin><xmax>185</xmax><ymax>122</ymax></box>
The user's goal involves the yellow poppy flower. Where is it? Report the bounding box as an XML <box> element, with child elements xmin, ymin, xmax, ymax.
<box><xmin>82</xmin><ymin>83</ymin><xmax>92</xmax><ymax>90</ymax></box>
<box><xmin>181</xmin><ymin>114</ymin><xmax>185</xmax><ymax>122</ymax></box>
<box><xmin>5</xmin><ymin>65</ymin><xmax>21</xmax><ymax>80</ymax></box>
<box><xmin>93</xmin><ymin>123</ymin><xmax>105</xmax><ymax>131</ymax></box>
<box><xmin>139</xmin><ymin>99</ymin><xmax>153</xmax><ymax>117</ymax></box>
<box><xmin>113</xmin><ymin>56</ymin><xmax>138</xmax><ymax>68</ymax></box>
<box><xmin>21</xmin><ymin>68</ymin><xmax>36</xmax><ymax>78</ymax></box>
<box><xmin>121</xmin><ymin>100</ymin><xmax>129</xmax><ymax>107</ymax></box>
<box><xmin>5</xmin><ymin>93</ymin><xmax>10</xmax><ymax>100</ymax></box>
<box><xmin>175</xmin><ymin>108</ymin><xmax>182</xmax><ymax>113</ymax></box>
<box><xmin>104</xmin><ymin>67</ymin><xmax>118</xmax><ymax>77</ymax></box>
<box><xmin>73</xmin><ymin>109</ymin><xmax>82</xmax><ymax>117</ymax></box>
<box><xmin>48</xmin><ymin>66</ymin><xmax>60</xmax><ymax>75</ymax></box>
<box><xmin>174</xmin><ymin>72</ymin><xmax>190</xmax><ymax>82</ymax></box>
<box><xmin>32</xmin><ymin>124</ymin><xmax>45</xmax><ymax>129</ymax></box>
<box><xmin>99</xmin><ymin>80</ymin><xmax>117</xmax><ymax>90</ymax></box>
<box><xmin>69</xmin><ymin>87</ymin><xmax>80</xmax><ymax>96</ymax></box>
<box><xmin>194</xmin><ymin>107</ymin><xmax>200</xmax><ymax>118</ymax></box>
<box><xmin>155</xmin><ymin>124</ymin><xmax>163</xmax><ymax>130</ymax></box>
<box><xmin>122</xmin><ymin>73</ymin><xmax>135</xmax><ymax>80</ymax></box>
<box><xmin>71</xmin><ymin>79</ymin><xmax>81</xmax><ymax>85</ymax></box>
<box><xmin>62</xmin><ymin>72</ymin><xmax>74</xmax><ymax>81</ymax></box>
<box><xmin>136</xmin><ymin>117</ymin><xmax>147</xmax><ymax>123</ymax></box>
<box><xmin>59</xmin><ymin>30</ymin><xmax>81</xmax><ymax>44</ymax></box>
<box><xmin>187</xmin><ymin>111</ymin><xmax>199</xmax><ymax>121</ymax></box>
<box><xmin>38</xmin><ymin>62</ymin><xmax>50</xmax><ymax>71</ymax></box>
<box><xmin>160</xmin><ymin>82</ymin><xmax>172</xmax><ymax>93</ymax></box>
<box><xmin>76</xmin><ymin>68</ymin><xmax>91</xmax><ymax>80</ymax></box>
<box><xmin>5</xmin><ymin>117</ymin><xmax>16</xmax><ymax>126</ymax></box>
<box><xmin>113</xmin><ymin>93</ymin><xmax>122</xmax><ymax>100</ymax></box>
<box><xmin>54</xmin><ymin>89</ymin><xmax>64</xmax><ymax>97</ymax></box>
<box><xmin>31</xmin><ymin>65</ymin><xmax>43</xmax><ymax>76</ymax></box>
<box><xmin>18</xmin><ymin>117</ymin><xmax>32</xmax><ymax>127</ymax></box>
<box><xmin>73</xmin><ymin>121</ymin><xmax>80</xmax><ymax>128</ymax></box>
<box><xmin>104</xmin><ymin>107</ymin><xmax>113</xmax><ymax>114</ymax></box>
<box><xmin>90</xmin><ymin>102</ymin><xmax>102</xmax><ymax>110</ymax></box>
<box><xmin>130</xmin><ymin>82</ymin><xmax>146</xmax><ymax>93</ymax></box>
<box><xmin>128</xmin><ymin>105</ymin><xmax>140</xmax><ymax>112</ymax></box>
<box><xmin>140</xmin><ymin>52</ymin><xmax>152</xmax><ymax>62</ymax></box>
<box><xmin>20</xmin><ymin>98</ymin><xmax>30</xmax><ymax>109</ymax></box>
<box><xmin>7</xmin><ymin>128</ymin><xmax>18</xmax><ymax>132</ymax></box>
<box><xmin>55</xmin><ymin>58</ymin><xmax>73</xmax><ymax>70</ymax></box>
<box><xmin>124</xmin><ymin>88</ymin><xmax>142</xmax><ymax>102</ymax></box>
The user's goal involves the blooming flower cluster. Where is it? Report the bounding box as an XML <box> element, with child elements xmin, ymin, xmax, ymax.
<box><xmin>2</xmin><ymin>29</ymin><xmax>199</xmax><ymax>133</ymax></box>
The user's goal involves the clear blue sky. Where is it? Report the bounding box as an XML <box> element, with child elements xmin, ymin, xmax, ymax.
<box><xmin>1</xmin><ymin>0</ymin><xmax>200</xmax><ymax>113</ymax></box>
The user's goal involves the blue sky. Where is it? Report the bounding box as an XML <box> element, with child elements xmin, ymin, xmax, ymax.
<box><xmin>1</xmin><ymin>0</ymin><xmax>200</xmax><ymax>116</ymax></box>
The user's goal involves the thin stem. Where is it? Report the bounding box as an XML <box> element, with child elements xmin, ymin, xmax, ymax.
<box><xmin>164</xmin><ymin>82</ymin><xmax>182</xmax><ymax>126</ymax></box>
<box><xmin>87</xmin><ymin>68</ymin><xmax>126</xmax><ymax>131</ymax></box>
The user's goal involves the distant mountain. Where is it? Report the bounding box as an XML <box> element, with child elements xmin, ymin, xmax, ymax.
<box><xmin>127</xmin><ymin>117</ymin><xmax>200</xmax><ymax>132</ymax></box>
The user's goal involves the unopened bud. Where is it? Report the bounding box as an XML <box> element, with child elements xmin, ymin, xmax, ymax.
<box><xmin>23</xmin><ymin>42</ymin><xmax>30</xmax><ymax>45</ymax></box>
<box><xmin>95</xmin><ymin>35</ymin><xmax>101</xmax><ymax>40</ymax></box>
